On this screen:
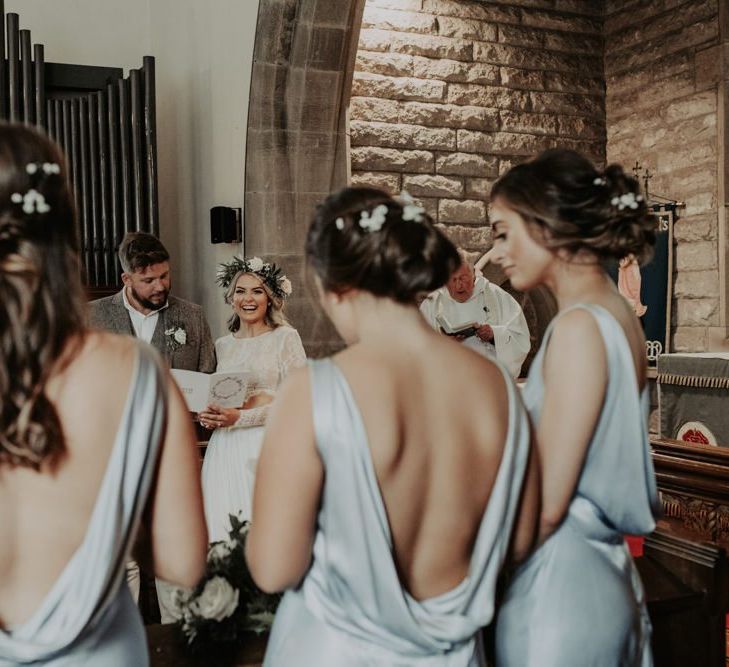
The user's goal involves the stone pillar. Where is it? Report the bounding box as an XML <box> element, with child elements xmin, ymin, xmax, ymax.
<box><xmin>245</xmin><ymin>0</ymin><xmax>366</xmax><ymax>356</ymax></box>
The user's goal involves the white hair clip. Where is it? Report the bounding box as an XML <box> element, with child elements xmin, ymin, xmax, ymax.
<box><xmin>611</xmin><ymin>192</ymin><xmax>643</xmax><ymax>211</ymax></box>
<box><xmin>26</xmin><ymin>162</ymin><xmax>60</xmax><ymax>176</ymax></box>
<box><xmin>593</xmin><ymin>177</ymin><xmax>606</xmax><ymax>186</ymax></box>
<box><xmin>335</xmin><ymin>217</ymin><xmax>345</xmax><ymax>230</ymax></box>
<box><xmin>42</xmin><ymin>162</ymin><xmax>61</xmax><ymax>175</ymax></box>
<box><xmin>398</xmin><ymin>190</ymin><xmax>425</xmax><ymax>222</ymax></box>
<box><xmin>11</xmin><ymin>188</ymin><xmax>50</xmax><ymax>215</ymax></box>
<box><xmin>359</xmin><ymin>204</ymin><xmax>388</xmax><ymax>233</ymax></box>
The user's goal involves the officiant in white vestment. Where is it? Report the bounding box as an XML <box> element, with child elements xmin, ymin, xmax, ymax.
<box><xmin>420</xmin><ymin>251</ymin><xmax>530</xmax><ymax>378</ymax></box>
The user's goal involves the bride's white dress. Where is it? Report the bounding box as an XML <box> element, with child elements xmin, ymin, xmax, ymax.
<box><xmin>201</xmin><ymin>326</ymin><xmax>306</xmax><ymax>542</ymax></box>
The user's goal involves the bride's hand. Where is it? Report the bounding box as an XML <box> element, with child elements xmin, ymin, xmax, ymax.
<box><xmin>198</xmin><ymin>405</ymin><xmax>240</xmax><ymax>429</ymax></box>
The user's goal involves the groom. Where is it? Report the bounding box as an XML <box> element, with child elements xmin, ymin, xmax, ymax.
<box><xmin>88</xmin><ymin>231</ymin><xmax>215</xmax><ymax>623</ymax></box>
<box><xmin>88</xmin><ymin>231</ymin><xmax>215</xmax><ymax>373</ymax></box>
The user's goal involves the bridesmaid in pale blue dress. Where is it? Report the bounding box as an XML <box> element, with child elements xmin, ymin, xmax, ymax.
<box><xmin>489</xmin><ymin>149</ymin><xmax>660</xmax><ymax>666</ymax></box>
<box><xmin>0</xmin><ymin>125</ymin><xmax>207</xmax><ymax>666</ymax></box>
<box><xmin>246</xmin><ymin>187</ymin><xmax>540</xmax><ymax>666</ymax></box>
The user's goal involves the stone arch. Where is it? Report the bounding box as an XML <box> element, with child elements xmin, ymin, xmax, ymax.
<box><xmin>245</xmin><ymin>0</ymin><xmax>558</xmax><ymax>360</ymax></box>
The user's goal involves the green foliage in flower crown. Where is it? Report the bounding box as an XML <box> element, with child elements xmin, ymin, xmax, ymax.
<box><xmin>215</xmin><ymin>255</ymin><xmax>291</xmax><ymax>299</ymax></box>
<box><xmin>174</xmin><ymin>514</ymin><xmax>281</xmax><ymax>665</ymax></box>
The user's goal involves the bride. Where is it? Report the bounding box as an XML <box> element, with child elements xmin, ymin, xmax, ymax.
<box><xmin>199</xmin><ymin>257</ymin><xmax>306</xmax><ymax>542</ymax></box>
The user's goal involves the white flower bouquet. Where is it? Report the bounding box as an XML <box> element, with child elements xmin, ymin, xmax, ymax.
<box><xmin>174</xmin><ymin>514</ymin><xmax>280</xmax><ymax>662</ymax></box>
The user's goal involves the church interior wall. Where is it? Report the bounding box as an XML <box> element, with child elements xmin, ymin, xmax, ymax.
<box><xmin>605</xmin><ymin>0</ymin><xmax>721</xmax><ymax>353</ymax></box>
<box><xmin>349</xmin><ymin>0</ymin><xmax>605</xmax><ymax>256</ymax></box>
<box><xmin>10</xmin><ymin>0</ymin><xmax>729</xmax><ymax>352</ymax></box>
<box><xmin>5</xmin><ymin>0</ymin><xmax>260</xmax><ymax>339</ymax></box>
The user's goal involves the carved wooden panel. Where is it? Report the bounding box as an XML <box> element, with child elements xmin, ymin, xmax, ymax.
<box><xmin>652</xmin><ymin>437</ymin><xmax>729</xmax><ymax>551</ymax></box>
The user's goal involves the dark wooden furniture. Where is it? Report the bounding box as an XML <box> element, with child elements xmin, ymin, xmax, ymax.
<box><xmin>651</xmin><ymin>437</ymin><xmax>729</xmax><ymax>551</ymax></box>
<box><xmin>147</xmin><ymin>624</ymin><xmax>267</xmax><ymax>667</ymax></box>
<box><xmin>637</xmin><ymin>530</ymin><xmax>728</xmax><ymax>667</ymax></box>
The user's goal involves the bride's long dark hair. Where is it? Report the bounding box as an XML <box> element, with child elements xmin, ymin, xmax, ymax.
<box><xmin>0</xmin><ymin>124</ymin><xmax>85</xmax><ymax>470</ymax></box>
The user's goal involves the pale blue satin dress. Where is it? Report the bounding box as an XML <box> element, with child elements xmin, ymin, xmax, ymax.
<box><xmin>0</xmin><ymin>344</ymin><xmax>166</xmax><ymax>666</ymax></box>
<box><xmin>495</xmin><ymin>304</ymin><xmax>659</xmax><ymax>666</ymax></box>
<box><xmin>264</xmin><ymin>357</ymin><xmax>531</xmax><ymax>666</ymax></box>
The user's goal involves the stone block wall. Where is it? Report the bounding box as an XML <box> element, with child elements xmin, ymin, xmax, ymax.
<box><xmin>349</xmin><ymin>0</ymin><xmax>605</xmax><ymax>253</ymax></box>
<box><xmin>605</xmin><ymin>0</ymin><xmax>720</xmax><ymax>351</ymax></box>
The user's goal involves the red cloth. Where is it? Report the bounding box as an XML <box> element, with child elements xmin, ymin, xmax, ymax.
<box><xmin>625</xmin><ymin>535</ymin><xmax>644</xmax><ymax>557</ymax></box>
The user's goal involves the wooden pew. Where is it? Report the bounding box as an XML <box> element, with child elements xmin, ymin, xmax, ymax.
<box><xmin>650</xmin><ymin>437</ymin><xmax>729</xmax><ymax>551</ymax></box>
<box><xmin>637</xmin><ymin>530</ymin><xmax>728</xmax><ymax>666</ymax></box>
<box><xmin>646</xmin><ymin>436</ymin><xmax>729</xmax><ymax>665</ymax></box>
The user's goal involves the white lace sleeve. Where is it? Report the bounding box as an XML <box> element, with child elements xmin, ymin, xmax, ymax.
<box><xmin>278</xmin><ymin>328</ymin><xmax>307</xmax><ymax>378</ymax></box>
<box><xmin>233</xmin><ymin>404</ymin><xmax>269</xmax><ymax>428</ymax></box>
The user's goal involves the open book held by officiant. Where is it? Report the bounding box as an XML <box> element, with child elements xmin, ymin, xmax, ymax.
<box><xmin>171</xmin><ymin>369</ymin><xmax>251</xmax><ymax>413</ymax></box>
<box><xmin>436</xmin><ymin>312</ymin><xmax>484</xmax><ymax>338</ymax></box>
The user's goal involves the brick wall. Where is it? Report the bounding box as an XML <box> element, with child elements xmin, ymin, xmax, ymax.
<box><xmin>605</xmin><ymin>0</ymin><xmax>720</xmax><ymax>351</ymax></box>
<box><xmin>349</xmin><ymin>0</ymin><xmax>605</xmax><ymax>254</ymax></box>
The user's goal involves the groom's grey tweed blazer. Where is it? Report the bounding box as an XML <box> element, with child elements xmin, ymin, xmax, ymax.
<box><xmin>88</xmin><ymin>291</ymin><xmax>216</xmax><ymax>373</ymax></box>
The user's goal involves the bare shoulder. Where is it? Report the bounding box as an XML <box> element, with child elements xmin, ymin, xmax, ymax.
<box><xmin>545</xmin><ymin>308</ymin><xmax>607</xmax><ymax>379</ymax></box>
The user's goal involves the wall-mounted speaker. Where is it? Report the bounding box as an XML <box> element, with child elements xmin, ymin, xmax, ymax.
<box><xmin>210</xmin><ymin>206</ymin><xmax>242</xmax><ymax>244</ymax></box>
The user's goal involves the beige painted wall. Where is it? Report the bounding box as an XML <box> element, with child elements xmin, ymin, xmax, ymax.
<box><xmin>150</xmin><ymin>0</ymin><xmax>259</xmax><ymax>339</ymax></box>
<box><xmin>6</xmin><ymin>0</ymin><xmax>260</xmax><ymax>339</ymax></box>
<box><xmin>5</xmin><ymin>0</ymin><xmax>152</xmax><ymax>72</ymax></box>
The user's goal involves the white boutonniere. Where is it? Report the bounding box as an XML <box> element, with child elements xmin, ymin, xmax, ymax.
<box><xmin>165</xmin><ymin>326</ymin><xmax>187</xmax><ymax>350</ymax></box>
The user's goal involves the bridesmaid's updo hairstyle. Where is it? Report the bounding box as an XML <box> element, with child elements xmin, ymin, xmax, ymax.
<box><xmin>306</xmin><ymin>187</ymin><xmax>459</xmax><ymax>304</ymax></box>
<box><xmin>491</xmin><ymin>148</ymin><xmax>656</xmax><ymax>264</ymax></box>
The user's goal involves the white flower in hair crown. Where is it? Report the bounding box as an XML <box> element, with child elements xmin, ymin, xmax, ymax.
<box><xmin>334</xmin><ymin>191</ymin><xmax>425</xmax><ymax>233</ymax></box>
<box><xmin>216</xmin><ymin>255</ymin><xmax>292</xmax><ymax>298</ymax></box>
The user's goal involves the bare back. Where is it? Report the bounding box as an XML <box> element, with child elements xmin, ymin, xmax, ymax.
<box><xmin>0</xmin><ymin>332</ymin><xmax>143</xmax><ymax>627</ymax></box>
<box><xmin>333</xmin><ymin>326</ymin><xmax>517</xmax><ymax>601</ymax></box>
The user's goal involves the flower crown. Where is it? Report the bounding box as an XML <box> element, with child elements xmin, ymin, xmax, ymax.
<box><xmin>9</xmin><ymin>162</ymin><xmax>61</xmax><ymax>215</ymax></box>
<box><xmin>216</xmin><ymin>256</ymin><xmax>292</xmax><ymax>299</ymax></box>
<box><xmin>334</xmin><ymin>190</ymin><xmax>425</xmax><ymax>233</ymax></box>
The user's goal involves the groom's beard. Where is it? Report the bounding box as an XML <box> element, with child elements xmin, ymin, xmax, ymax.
<box><xmin>131</xmin><ymin>285</ymin><xmax>169</xmax><ymax>311</ymax></box>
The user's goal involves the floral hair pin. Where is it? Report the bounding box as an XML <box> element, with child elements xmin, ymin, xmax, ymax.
<box><xmin>359</xmin><ymin>204</ymin><xmax>388</xmax><ymax>233</ymax></box>
<box><xmin>611</xmin><ymin>192</ymin><xmax>643</xmax><ymax>211</ymax></box>
<box><xmin>398</xmin><ymin>190</ymin><xmax>425</xmax><ymax>222</ymax></box>
<box><xmin>9</xmin><ymin>162</ymin><xmax>61</xmax><ymax>215</ymax></box>
<box><xmin>11</xmin><ymin>189</ymin><xmax>50</xmax><ymax>214</ymax></box>
<box><xmin>334</xmin><ymin>191</ymin><xmax>425</xmax><ymax>235</ymax></box>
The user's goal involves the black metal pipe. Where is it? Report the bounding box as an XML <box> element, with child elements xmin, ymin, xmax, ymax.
<box><xmin>88</xmin><ymin>93</ymin><xmax>103</xmax><ymax>286</ymax></box>
<box><xmin>55</xmin><ymin>99</ymin><xmax>65</xmax><ymax>152</ymax></box>
<box><xmin>46</xmin><ymin>99</ymin><xmax>55</xmax><ymax>141</ymax></box>
<box><xmin>129</xmin><ymin>68</ymin><xmax>144</xmax><ymax>232</ymax></box>
<box><xmin>7</xmin><ymin>14</ymin><xmax>19</xmax><ymax>122</ymax></box>
<box><xmin>143</xmin><ymin>56</ymin><xmax>158</xmax><ymax>236</ymax></box>
<box><xmin>118</xmin><ymin>77</ymin><xmax>132</xmax><ymax>235</ymax></box>
<box><xmin>107</xmin><ymin>82</ymin><xmax>122</xmax><ymax>277</ymax></box>
<box><xmin>20</xmin><ymin>29</ymin><xmax>32</xmax><ymax>123</ymax></box>
<box><xmin>34</xmin><ymin>44</ymin><xmax>45</xmax><ymax>130</ymax></box>
<box><xmin>0</xmin><ymin>1</ymin><xmax>7</xmax><ymax>120</ymax></box>
<box><xmin>97</xmin><ymin>91</ymin><xmax>113</xmax><ymax>285</ymax></box>
<box><xmin>78</xmin><ymin>97</ymin><xmax>93</xmax><ymax>282</ymax></box>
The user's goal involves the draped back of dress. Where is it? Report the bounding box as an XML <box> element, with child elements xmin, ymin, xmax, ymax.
<box><xmin>0</xmin><ymin>343</ymin><xmax>167</xmax><ymax>667</ymax></box>
<box><xmin>264</xmin><ymin>357</ymin><xmax>532</xmax><ymax>666</ymax></box>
